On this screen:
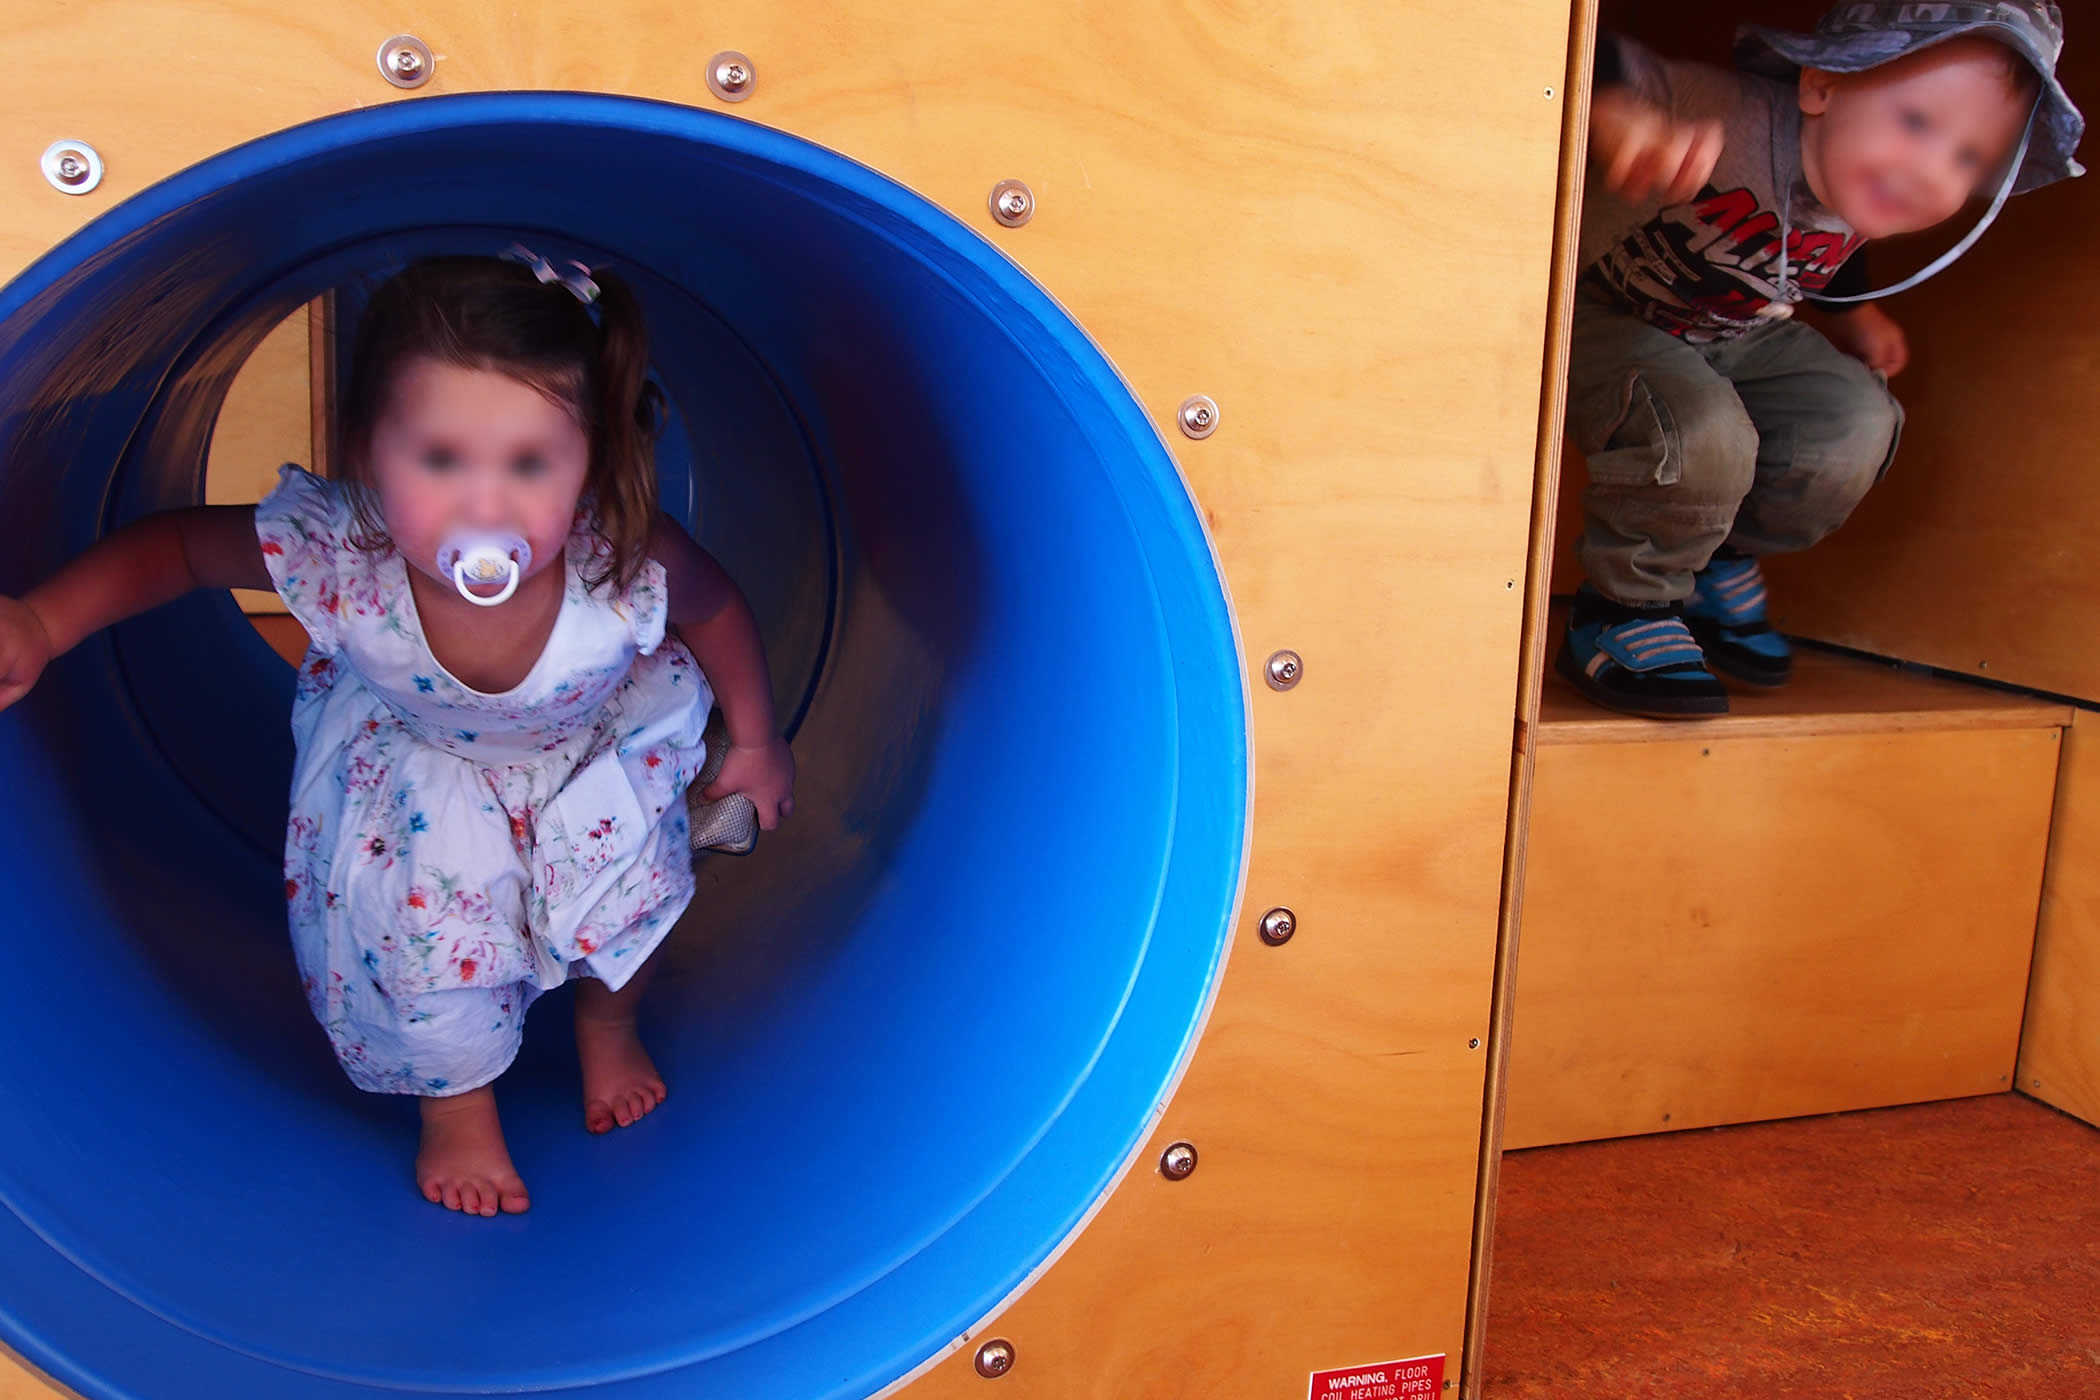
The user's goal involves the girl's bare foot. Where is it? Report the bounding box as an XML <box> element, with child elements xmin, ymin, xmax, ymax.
<box><xmin>575</xmin><ymin>973</ymin><xmax>667</xmax><ymax>1134</ymax></box>
<box><xmin>417</xmin><ymin>1087</ymin><xmax>530</xmax><ymax>1215</ymax></box>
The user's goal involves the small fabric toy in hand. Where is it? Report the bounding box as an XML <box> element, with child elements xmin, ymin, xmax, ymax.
<box><xmin>689</xmin><ymin>710</ymin><xmax>762</xmax><ymax>858</ymax></box>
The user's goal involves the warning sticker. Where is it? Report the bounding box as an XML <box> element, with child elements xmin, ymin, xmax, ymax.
<box><xmin>1307</xmin><ymin>1354</ymin><xmax>1446</xmax><ymax>1400</ymax></box>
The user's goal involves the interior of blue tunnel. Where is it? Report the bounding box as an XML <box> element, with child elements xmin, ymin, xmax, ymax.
<box><xmin>0</xmin><ymin>94</ymin><xmax>1247</xmax><ymax>1399</ymax></box>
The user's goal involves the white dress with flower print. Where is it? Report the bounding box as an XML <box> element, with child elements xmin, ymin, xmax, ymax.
<box><xmin>256</xmin><ymin>467</ymin><xmax>712</xmax><ymax>1097</ymax></box>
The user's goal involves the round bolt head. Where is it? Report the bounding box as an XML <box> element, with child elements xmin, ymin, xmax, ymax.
<box><xmin>1160</xmin><ymin>1141</ymin><xmax>1199</xmax><ymax>1180</ymax></box>
<box><xmin>1258</xmin><ymin>907</ymin><xmax>1296</xmax><ymax>946</ymax></box>
<box><xmin>1177</xmin><ymin>394</ymin><xmax>1220</xmax><ymax>439</ymax></box>
<box><xmin>40</xmin><ymin>141</ymin><xmax>103</xmax><ymax>195</ymax></box>
<box><xmin>988</xmin><ymin>179</ymin><xmax>1034</xmax><ymax>228</ymax></box>
<box><xmin>1265</xmin><ymin>649</ymin><xmax>1303</xmax><ymax>691</ymax></box>
<box><xmin>974</xmin><ymin>1338</ymin><xmax>1016</xmax><ymax>1378</ymax></box>
<box><xmin>377</xmin><ymin>35</ymin><xmax>434</xmax><ymax>89</ymax></box>
<box><xmin>708</xmin><ymin>50</ymin><xmax>756</xmax><ymax>101</ymax></box>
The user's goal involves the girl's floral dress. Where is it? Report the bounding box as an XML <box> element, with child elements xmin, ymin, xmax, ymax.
<box><xmin>256</xmin><ymin>467</ymin><xmax>712</xmax><ymax>1097</ymax></box>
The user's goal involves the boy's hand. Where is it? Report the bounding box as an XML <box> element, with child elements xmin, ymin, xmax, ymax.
<box><xmin>1591</xmin><ymin>89</ymin><xmax>1725</xmax><ymax>204</ymax></box>
<box><xmin>703</xmin><ymin>736</ymin><xmax>796</xmax><ymax>831</ymax></box>
<box><xmin>0</xmin><ymin>597</ymin><xmax>54</xmax><ymax>714</ymax></box>
<box><xmin>1823</xmin><ymin>303</ymin><xmax>1911</xmax><ymax>377</ymax></box>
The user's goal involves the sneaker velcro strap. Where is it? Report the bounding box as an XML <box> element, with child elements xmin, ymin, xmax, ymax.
<box><xmin>1598</xmin><ymin>617</ymin><xmax>1707</xmax><ymax>675</ymax></box>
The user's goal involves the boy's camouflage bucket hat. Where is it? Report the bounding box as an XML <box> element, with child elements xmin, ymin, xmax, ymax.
<box><xmin>1737</xmin><ymin>1</ymin><xmax>2084</xmax><ymax>193</ymax></box>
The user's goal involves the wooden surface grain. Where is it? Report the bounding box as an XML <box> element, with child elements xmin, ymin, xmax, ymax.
<box><xmin>0</xmin><ymin>1</ymin><xmax>1578</xmax><ymax>1394</ymax></box>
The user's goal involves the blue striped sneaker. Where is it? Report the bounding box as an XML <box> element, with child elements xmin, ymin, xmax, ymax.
<box><xmin>1556</xmin><ymin>586</ymin><xmax>1730</xmax><ymax>718</ymax></box>
<box><xmin>1685</xmin><ymin>555</ymin><xmax>1792</xmax><ymax>688</ymax></box>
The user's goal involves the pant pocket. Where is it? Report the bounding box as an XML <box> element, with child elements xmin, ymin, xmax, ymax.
<box><xmin>1574</xmin><ymin>369</ymin><xmax>1682</xmax><ymax>487</ymax></box>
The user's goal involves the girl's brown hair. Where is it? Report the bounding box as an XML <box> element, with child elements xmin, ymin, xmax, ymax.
<box><xmin>337</xmin><ymin>254</ymin><xmax>662</xmax><ymax>589</ymax></box>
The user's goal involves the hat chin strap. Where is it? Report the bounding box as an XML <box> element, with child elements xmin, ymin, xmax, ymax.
<box><xmin>1803</xmin><ymin>103</ymin><xmax>2036</xmax><ymax>305</ymax></box>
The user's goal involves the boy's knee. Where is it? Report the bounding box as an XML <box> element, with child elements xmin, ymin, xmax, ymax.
<box><xmin>1583</xmin><ymin>368</ymin><xmax>1758</xmax><ymax>505</ymax></box>
<box><xmin>1672</xmin><ymin>392</ymin><xmax>1762</xmax><ymax>502</ymax></box>
<box><xmin>1740</xmin><ymin>370</ymin><xmax>1901</xmax><ymax>553</ymax></box>
<box><xmin>1799</xmin><ymin>360</ymin><xmax>1902</xmax><ymax>493</ymax></box>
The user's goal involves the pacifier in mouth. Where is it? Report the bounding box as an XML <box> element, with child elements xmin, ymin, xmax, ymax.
<box><xmin>434</xmin><ymin>530</ymin><xmax>533</xmax><ymax>607</ymax></box>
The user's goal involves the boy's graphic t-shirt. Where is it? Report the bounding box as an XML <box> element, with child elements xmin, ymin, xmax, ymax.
<box><xmin>1579</xmin><ymin>34</ymin><xmax>1869</xmax><ymax>342</ymax></box>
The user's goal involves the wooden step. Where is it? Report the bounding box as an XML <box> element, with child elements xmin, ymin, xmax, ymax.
<box><xmin>1511</xmin><ymin>637</ymin><xmax>2073</xmax><ymax>1151</ymax></box>
<box><xmin>1538</xmin><ymin>639</ymin><xmax>2072</xmax><ymax>746</ymax></box>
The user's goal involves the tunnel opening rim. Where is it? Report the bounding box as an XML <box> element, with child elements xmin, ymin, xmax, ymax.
<box><xmin>0</xmin><ymin>90</ymin><xmax>1255</xmax><ymax>1398</ymax></box>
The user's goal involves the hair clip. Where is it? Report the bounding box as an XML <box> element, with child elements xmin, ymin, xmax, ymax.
<box><xmin>505</xmin><ymin>242</ymin><xmax>601</xmax><ymax>304</ymax></box>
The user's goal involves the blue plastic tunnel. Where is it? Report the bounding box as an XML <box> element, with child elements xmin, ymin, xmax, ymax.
<box><xmin>0</xmin><ymin>95</ymin><xmax>1247</xmax><ymax>1399</ymax></box>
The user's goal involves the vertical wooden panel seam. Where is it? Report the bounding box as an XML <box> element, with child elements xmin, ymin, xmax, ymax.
<box><xmin>1462</xmin><ymin>1</ymin><xmax>1599</xmax><ymax>1393</ymax></box>
<box><xmin>308</xmin><ymin>291</ymin><xmax>336</xmax><ymax>477</ymax></box>
<box><xmin>2016</xmin><ymin>716</ymin><xmax>2078</xmax><ymax>1098</ymax></box>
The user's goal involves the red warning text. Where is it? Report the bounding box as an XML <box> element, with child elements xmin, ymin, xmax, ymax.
<box><xmin>1307</xmin><ymin>1354</ymin><xmax>1446</xmax><ymax>1400</ymax></box>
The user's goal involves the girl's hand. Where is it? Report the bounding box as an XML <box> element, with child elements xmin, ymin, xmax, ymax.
<box><xmin>1591</xmin><ymin>89</ymin><xmax>1725</xmax><ymax>205</ymax></box>
<box><xmin>0</xmin><ymin>597</ymin><xmax>53</xmax><ymax>715</ymax></box>
<box><xmin>1823</xmin><ymin>303</ymin><xmax>1911</xmax><ymax>377</ymax></box>
<box><xmin>704</xmin><ymin>736</ymin><xmax>796</xmax><ymax>831</ymax></box>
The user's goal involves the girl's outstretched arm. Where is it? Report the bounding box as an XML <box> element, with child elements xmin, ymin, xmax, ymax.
<box><xmin>0</xmin><ymin>507</ymin><xmax>269</xmax><ymax>713</ymax></box>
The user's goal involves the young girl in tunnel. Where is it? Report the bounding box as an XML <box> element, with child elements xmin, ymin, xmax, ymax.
<box><xmin>0</xmin><ymin>251</ymin><xmax>795</xmax><ymax>1217</ymax></box>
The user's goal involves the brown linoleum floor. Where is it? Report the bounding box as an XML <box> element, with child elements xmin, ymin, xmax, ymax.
<box><xmin>1484</xmin><ymin>1095</ymin><xmax>2100</xmax><ymax>1398</ymax></box>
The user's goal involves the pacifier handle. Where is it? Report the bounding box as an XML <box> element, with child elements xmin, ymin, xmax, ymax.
<box><xmin>453</xmin><ymin>556</ymin><xmax>522</xmax><ymax>607</ymax></box>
